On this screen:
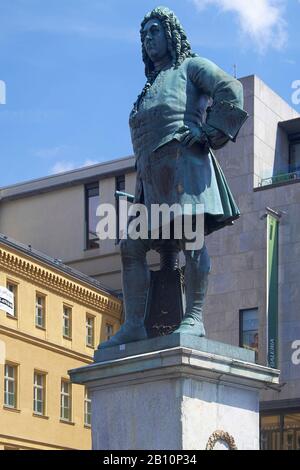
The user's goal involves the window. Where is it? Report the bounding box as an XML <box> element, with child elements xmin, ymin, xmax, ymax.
<box><xmin>115</xmin><ymin>175</ymin><xmax>125</xmax><ymax>243</ymax></box>
<box><xmin>86</xmin><ymin>315</ymin><xmax>95</xmax><ymax>347</ymax></box>
<box><xmin>35</xmin><ymin>294</ymin><xmax>46</xmax><ymax>328</ymax></box>
<box><xmin>116</xmin><ymin>175</ymin><xmax>125</xmax><ymax>192</ymax></box>
<box><xmin>33</xmin><ymin>372</ymin><xmax>46</xmax><ymax>415</ymax></box>
<box><xmin>261</xmin><ymin>414</ymin><xmax>281</xmax><ymax>450</ymax></box>
<box><xmin>239</xmin><ymin>308</ymin><xmax>259</xmax><ymax>362</ymax></box>
<box><xmin>261</xmin><ymin>411</ymin><xmax>300</xmax><ymax>450</ymax></box>
<box><xmin>63</xmin><ymin>306</ymin><xmax>72</xmax><ymax>338</ymax></box>
<box><xmin>289</xmin><ymin>139</ymin><xmax>300</xmax><ymax>172</ymax></box>
<box><xmin>85</xmin><ymin>183</ymin><xmax>100</xmax><ymax>250</ymax></box>
<box><xmin>4</xmin><ymin>364</ymin><xmax>17</xmax><ymax>408</ymax></box>
<box><xmin>84</xmin><ymin>388</ymin><xmax>91</xmax><ymax>426</ymax></box>
<box><xmin>105</xmin><ymin>323</ymin><xmax>114</xmax><ymax>341</ymax></box>
<box><xmin>6</xmin><ymin>281</ymin><xmax>18</xmax><ymax>317</ymax></box>
<box><xmin>283</xmin><ymin>413</ymin><xmax>300</xmax><ymax>450</ymax></box>
<box><xmin>60</xmin><ymin>380</ymin><xmax>72</xmax><ymax>422</ymax></box>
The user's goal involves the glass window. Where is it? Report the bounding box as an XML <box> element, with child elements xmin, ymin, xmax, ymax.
<box><xmin>116</xmin><ymin>175</ymin><xmax>125</xmax><ymax>192</ymax></box>
<box><xmin>84</xmin><ymin>388</ymin><xmax>91</xmax><ymax>426</ymax></box>
<box><xmin>116</xmin><ymin>175</ymin><xmax>125</xmax><ymax>191</ymax></box>
<box><xmin>85</xmin><ymin>183</ymin><xmax>100</xmax><ymax>250</ymax></box>
<box><xmin>283</xmin><ymin>413</ymin><xmax>300</xmax><ymax>450</ymax></box>
<box><xmin>239</xmin><ymin>308</ymin><xmax>259</xmax><ymax>361</ymax></box>
<box><xmin>105</xmin><ymin>323</ymin><xmax>114</xmax><ymax>341</ymax></box>
<box><xmin>86</xmin><ymin>315</ymin><xmax>94</xmax><ymax>347</ymax></box>
<box><xmin>290</xmin><ymin>140</ymin><xmax>300</xmax><ymax>172</ymax></box>
<box><xmin>33</xmin><ymin>372</ymin><xmax>46</xmax><ymax>415</ymax></box>
<box><xmin>60</xmin><ymin>380</ymin><xmax>72</xmax><ymax>421</ymax></box>
<box><xmin>261</xmin><ymin>414</ymin><xmax>281</xmax><ymax>450</ymax></box>
<box><xmin>4</xmin><ymin>364</ymin><xmax>17</xmax><ymax>408</ymax></box>
<box><xmin>115</xmin><ymin>175</ymin><xmax>125</xmax><ymax>243</ymax></box>
<box><xmin>63</xmin><ymin>306</ymin><xmax>72</xmax><ymax>338</ymax></box>
<box><xmin>261</xmin><ymin>412</ymin><xmax>300</xmax><ymax>450</ymax></box>
<box><xmin>35</xmin><ymin>294</ymin><xmax>45</xmax><ymax>328</ymax></box>
<box><xmin>6</xmin><ymin>281</ymin><xmax>18</xmax><ymax>317</ymax></box>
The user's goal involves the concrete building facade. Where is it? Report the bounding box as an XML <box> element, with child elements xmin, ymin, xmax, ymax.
<box><xmin>0</xmin><ymin>74</ymin><xmax>300</xmax><ymax>449</ymax></box>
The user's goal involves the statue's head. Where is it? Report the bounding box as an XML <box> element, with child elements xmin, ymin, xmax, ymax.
<box><xmin>140</xmin><ymin>6</ymin><xmax>195</xmax><ymax>79</ymax></box>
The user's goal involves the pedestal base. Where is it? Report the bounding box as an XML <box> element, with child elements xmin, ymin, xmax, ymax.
<box><xmin>70</xmin><ymin>335</ymin><xmax>279</xmax><ymax>450</ymax></box>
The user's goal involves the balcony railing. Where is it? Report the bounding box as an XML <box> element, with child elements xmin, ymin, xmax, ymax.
<box><xmin>259</xmin><ymin>170</ymin><xmax>300</xmax><ymax>187</ymax></box>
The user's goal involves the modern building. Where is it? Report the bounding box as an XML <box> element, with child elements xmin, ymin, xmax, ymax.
<box><xmin>0</xmin><ymin>156</ymin><xmax>138</xmax><ymax>292</ymax></box>
<box><xmin>0</xmin><ymin>235</ymin><xmax>122</xmax><ymax>450</ymax></box>
<box><xmin>0</xmin><ymin>74</ymin><xmax>300</xmax><ymax>449</ymax></box>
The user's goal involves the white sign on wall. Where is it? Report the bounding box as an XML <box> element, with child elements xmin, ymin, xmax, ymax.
<box><xmin>0</xmin><ymin>286</ymin><xmax>14</xmax><ymax>316</ymax></box>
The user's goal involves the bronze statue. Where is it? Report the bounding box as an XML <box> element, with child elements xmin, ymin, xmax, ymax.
<box><xmin>100</xmin><ymin>6</ymin><xmax>248</xmax><ymax>348</ymax></box>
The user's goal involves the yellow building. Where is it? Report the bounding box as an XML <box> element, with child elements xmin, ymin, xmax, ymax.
<box><xmin>0</xmin><ymin>234</ymin><xmax>122</xmax><ymax>450</ymax></box>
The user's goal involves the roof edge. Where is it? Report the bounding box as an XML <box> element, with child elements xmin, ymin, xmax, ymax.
<box><xmin>0</xmin><ymin>155</ymin><xmax>135</xmax><ymax>202</ymax></box>
<box><xmin>0</xmin><ymin>233</ymin><xmax>119</xmax><ymax>298</ymax></box>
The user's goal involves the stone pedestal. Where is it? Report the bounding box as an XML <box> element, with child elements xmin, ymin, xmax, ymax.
<box><xmin>69</xmin><ymin>335</ymin><xmax>279</xmax><ymax>450</ymax></box>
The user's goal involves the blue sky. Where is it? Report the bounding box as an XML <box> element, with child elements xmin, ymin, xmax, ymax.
<box><xmin>0</xmin><ymin>0</ymin><xmax>299</xmax><ymax>187</ymax></box>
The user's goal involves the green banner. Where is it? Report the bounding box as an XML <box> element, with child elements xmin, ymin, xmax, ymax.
<box><xmin>267</xmin><ymin>214</ymin><xmax>279</xmax><ymax>368</ymax></box>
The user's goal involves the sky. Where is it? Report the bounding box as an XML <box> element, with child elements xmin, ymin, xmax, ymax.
<box><xmin>0</xmin><ymin>0</ymin><xmax>299</xmax><ymax>187</ymax></box>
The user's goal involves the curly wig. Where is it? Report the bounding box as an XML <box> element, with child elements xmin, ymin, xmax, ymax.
<box><xmin>140</xmin><ymin>6</ymin><xmax>196</xmax><ymax>79</ymax></box>
<box><xmin>131</xmin><ymin>6</ymin><xmax>196</xmax><ymax>114</ymax></box>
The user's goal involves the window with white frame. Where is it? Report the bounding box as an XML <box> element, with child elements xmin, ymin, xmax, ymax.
<box><xmin>35</xmin><ymin>294</ymin><xmax>45</xmax><ymax>328</ymax></box>
<box><xmin>4</xmin><ymin>364</ymin><xmax>17</xmax><ymax>408</ymax></box>
<box><xmin>63</xmin><ymin>306</ymin><xmax>72</xmax><ymax>338</ymax></box>
<box><xmin>86</xmin><ymin>315</ymin><xmax>94</xmax><ymax>347</ymax></box>
<box><xmin>60</xmin><ymin>380</ymin><xmax>72</xmax><ymax>421</ymax></box>
<box><xmin>33</xmin><ymin>372</ymin><xmax>46</xmax><ymax>415</ymax></box>
<box><xmin>84</xmin><ymin>388</ymin><xmax>91</xmax><ymax>426</ymax></box>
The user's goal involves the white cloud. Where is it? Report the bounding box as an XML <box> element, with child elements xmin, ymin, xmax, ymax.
<box><xmin>191</xmin><ymin>0</ymin><xmax>288</xmax><ymax>52</ymax></box>
<box><xmin>83</xmin><ymin>159</ymin><xmax>99</xmax><ymax>167</ymax></box>
<box><xmin>50</xmin><ymin>159</ymin><xmax>99</xmax><ymax>175</ymax></box>
<box><xmin>51</xmin><ymin>161</ymin><xmax>75</xmax><ymax>174</ymax></box>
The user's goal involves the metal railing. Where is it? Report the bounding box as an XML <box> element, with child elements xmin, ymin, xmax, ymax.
<box><xmin>260</xmin><ymin>170</ymin><xmax>300</xmax><ymax>187</ymax></box>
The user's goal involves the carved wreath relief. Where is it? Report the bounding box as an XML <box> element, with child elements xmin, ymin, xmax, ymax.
<box><xmin>206</xmin><ymin>431</ymin><xmax>237</xmax><ymax>450</ymax></box>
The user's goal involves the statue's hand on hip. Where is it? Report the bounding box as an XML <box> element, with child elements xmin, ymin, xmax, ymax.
<box><xmin>177</xmin><ymin>125</ymin><xmax>208</xmax><ymax>149</ymax></box>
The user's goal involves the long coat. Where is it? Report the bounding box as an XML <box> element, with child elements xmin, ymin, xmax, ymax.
<box><xmin>129</xmin><ymin>56</ymin><xmax>248</xmax><ymax>235</ymax></box>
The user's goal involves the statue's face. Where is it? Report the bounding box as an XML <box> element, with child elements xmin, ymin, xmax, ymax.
<box><xmin>142</xmin><ymin>18</ymin><xmax>168</xmax><ymax>63</ymax></box>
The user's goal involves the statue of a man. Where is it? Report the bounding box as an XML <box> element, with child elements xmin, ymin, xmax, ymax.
<box><xmin>101</xmin><ymin>6</ymin><xmax>248</xmax><ymax>348</ymax></box>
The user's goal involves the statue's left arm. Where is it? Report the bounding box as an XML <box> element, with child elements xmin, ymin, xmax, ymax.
<box><xmin>188</xmin><ymin>57</ymin><xmax>248</xmax><ymax>150</ymax></box>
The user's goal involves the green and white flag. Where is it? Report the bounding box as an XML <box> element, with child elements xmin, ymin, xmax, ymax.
<box><xmin>266</xmin><ymin>214</ymin><xmax>279</xmax><ymax>369</ymax></box>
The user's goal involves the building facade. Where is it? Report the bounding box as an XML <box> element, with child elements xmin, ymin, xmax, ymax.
<box><xmin>0</xmin><ymin>235</ymin><xmax>122</xmax><ymax>449</ymax></box>
<box><xmin>0</xmin><ymin>74</ymin><xmax>300</xmax><ymax>449</ymax></box>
